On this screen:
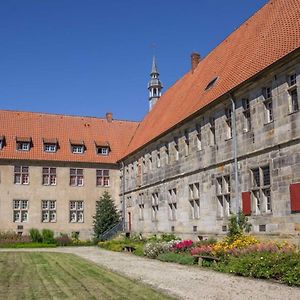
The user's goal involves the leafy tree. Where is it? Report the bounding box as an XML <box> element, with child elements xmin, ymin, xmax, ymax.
<box><xmin>93</xmin><ymin>191</ymin><xmax>120</xmax><ymax>239</ymax></box>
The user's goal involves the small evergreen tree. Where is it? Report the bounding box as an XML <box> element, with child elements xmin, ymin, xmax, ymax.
<box><xmin>228</xmin><ymin>211</ymin><xmax>252</xmax><ymax>241</ymax></box>
<box><xmin>93</xmin><ymin>191</ymin><xmax>120</xmax><ymax>239</ymax></box>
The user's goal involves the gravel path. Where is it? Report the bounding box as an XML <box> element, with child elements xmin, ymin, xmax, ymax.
<box><xmin>1</xmin><ymin>246</ymin><xmax>299</xmax><ymax>300</ymax></box>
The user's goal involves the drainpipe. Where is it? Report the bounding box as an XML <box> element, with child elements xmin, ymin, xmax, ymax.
<box><xmin>121</xmin><ymin>161</ymin><xmax>126</xmax><ymax>232</ymax></box>
<box><xmin>230</xmin><ymin>94</ymin><xmax>240</xmax><ymax>222</ymax></box>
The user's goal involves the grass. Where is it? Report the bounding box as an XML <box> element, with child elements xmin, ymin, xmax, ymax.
<box><xmin>0</xmin><ymin>252</ymin><xmax>174</xmax><ymax>300</ymax></box>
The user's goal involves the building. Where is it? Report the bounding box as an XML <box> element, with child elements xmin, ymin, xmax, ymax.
<box><xmin>0</xmin><ymin>111</ymin><xmax>138</xmax><ymax>238</ymax></box>
<box><xmin>119</xmin><ymin>0</ymin><xmax>300</xmax><ymax>239</ymax></box>
<box><xmin>1</xmin><ymin>0</ymin><xmax>300</xmax><ymax>240</ymax></box>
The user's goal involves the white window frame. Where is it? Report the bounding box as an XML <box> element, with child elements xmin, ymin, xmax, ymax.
<box><xmin>44</xmin><ymin>143</ymin><xmax>57</xmax><ymax>153</ymax></box>
<box><xmin>42</xmin><ymin>167</ymin><xmax>57</xmax><ymax>186</ymax></box>
<box><xmin>14</xmin><ymin>166</ymin><xmax>29</xmax><ymax>185</ymax></box>
<box><xmin>96</xmin><ymin>169</ymin><xmax>110</xmax><ymax>187</ymax></box>
<box><xmin>41</xmin><ymin>200</ymin><xmax>57</xmax><ymax>223</ymax></box>
<box><xmin>13</xmin><ymin>200</ymin><xmax>28</xmax><ymax>223</ymax></box>
<box><xmin>17</xmin><ymin>142</ymin><xmax>30</xmax><ymax>151</ymax></box>
<box><xmin>70</xmin><ymin>168</ymin><xmax>84</xmax><ymax>186</ymax></box>
<box><xmin>69</xmin><ymin>201</ymin><xmax>84</xmax><ymax>223</ymax></box>
<box><xmin>71</xmin><ymin>145</ymin><xmax>84</xmax><ymax>154</ymax></box>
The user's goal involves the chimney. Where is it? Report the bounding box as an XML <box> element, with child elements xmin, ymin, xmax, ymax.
<box><xmin>106</xmin><ymin>112</ymin><xmax>113</xmax><ymax>122</ymax></box>
<box><xmin>191</xmin><ymin>52</ymin><xmax>201</xmax><ymax>73</ymax></box>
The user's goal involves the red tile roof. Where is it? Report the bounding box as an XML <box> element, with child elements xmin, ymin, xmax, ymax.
<box><xmin>0</xmin><ymin>110</ymin><xmax>139</xmax><ymax>164</ymax></box>
<box><xmin>122</xmin><ymin>0</ymin><xmax>300</xmax><ymax>159</ymax></box>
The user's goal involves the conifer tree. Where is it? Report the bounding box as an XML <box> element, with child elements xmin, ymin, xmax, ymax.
<box><xmin>93</xmin><ymin>191</ymin><xmax>120</xmax><ymax>238</ymax></box>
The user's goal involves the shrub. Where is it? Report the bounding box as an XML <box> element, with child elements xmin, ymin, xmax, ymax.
<box><xmin>227</xmin><ymin>212</ymin><xmax>251</xmax><ymax>241</ymax></box>
<box><xmin>172</xmin><ymin>240</ymin><xmax>194</xmax><ymax>252</ymax></box>
<box><xmin>214</xmin><ymin>252</ymin><xmax>300</xmax><ymax>286</ymax></box>
<box><xmin>157</xmin><ymin>252</ymin><xmax>194</xmax><ymax>265</ymax></box>
<box><xmin>144</xmin><ymin>240</ymin><xmax>179</xmax><ymax>258</ymax></box>
<box><xmin>29</xmin><ymin>228</ymin><xmax>43</xmax><ymax>243</ymax></box>
<box><xmin>42</xmin><ymin>229</ymin><xmax>55</xmax><ymax>244</ymax></box>
<box><xmin>55</xmin><ymin>234</ymin><xmax>72</xmax><ymax>246</ymax></box>
<box><xmin>160</xmin><ymin>233</ymin><xmax>180</xmax><ymax>242</ymax></box>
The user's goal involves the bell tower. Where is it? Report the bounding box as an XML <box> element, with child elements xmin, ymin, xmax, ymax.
<box><xmin>147</xmin><ymin>56</ymin><xmax>163</xmax><ymax>111</ymax></box>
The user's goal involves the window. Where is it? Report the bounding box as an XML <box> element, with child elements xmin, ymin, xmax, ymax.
<box><xmin>288</xmin><ymin>73</ymin><xmax>298</xmax><ymax>113</ymax></box>
<box><xmin>184</xmin><ymin>130</ymin><xmax>189</xmax><ymax>156</ymax></box>
<box><xmin>209</xmin><ymin>116</ymin><xmax>216</xmax><ymax>145</ymax></box>
<box><xmin>142</xmin><ymin>157</ymin><xmax>146</xmax><ymax>173</ymax></box>
<box><xmin>0</xmin><ymin>136</ymin><xmax>4</xmax><ymax>150</ymax></box>
<box><xmin>205</xmin><ymin>76</ymin><xmax>218</xmax><ymax>91</ymax></box>
<box><xmin>14</xmin><ymin>166</ymin><xmax>29</xmax><ymax>184</ymax></box>
<box><xmin>97</xmin><ymin>147</ymin><xmax>109</xmax><ymax>155</ymax></box>
<box><xmin>174</xmin><ymin>138</ymin><xmax>179</xmax><ymax>160</ymax></box>
<box><xmin>151</xmin><ymin>192</ymin><xmax>159</xmax><ymax>221</ymax></box>
<box><xmin>189</xmin><ymin>183</ymin><xmax>200</xmax><ymax>219</ymax></box>
<box><xmin>156</xmin><ymin>150</ymin><xmax>161</xmax><ymax>168</ymax></box>
<box><xmin>13</xmin><ymin>200</ymin><xmax>28</xmax><ymax>222</ymax></box>
<box><xmin>44</xmin><ymin>144</ymin><xmax>57</xmax><ymax>153</ymax></box>
<box><xmin>164</xmin><ymin>144</ymin><xmax>169</xmax><ymax>165</ymax></box>
<box><xmin>168</xmin><ymin>188</ymin><xmax>177</xmax><ymax>221</ymax></box>
<box><xmin>71</xmin><ymin>145</ymin><xmax>84</xmax><ymax>154</ymax></box>
<box><xmin>42</xmin><ymin>167</ymin><xmax>56</xmax><ymax>185</ymax></box>
<box><xmin>41</xmin><ymin>200</ymin><xmax>56</xmax><ymax>223</ymax></box>
<box><xmin>69</xmin><ymin>201</ymin><xmax>84</xmax><ymax>223</ymax></box>
<box><xmin>138</xmin><ymin>193</ymin><xmax>145</xmax><ymax>220</ymax></box>
<box><xmin>148</xmin><ymin>155</ymin><xmax>153</xmax><ymax>170</ymax></box>
<box><xmin>70</xmin><ymin>168</ymin><xmax>84</xmax><ymax>186</ymax></box>
<box><xmin>242</xmin><ymin>98</ymin><xmax>251</xmax><ymax>132</ymax></box>
<box><xmin>251</xmin><ymin>165</ymin><xmax>271</xmax><ymax>214</ymax></box>
<box><xmin>17</xmin><ymin>142</ymin><xmax>30</xmax><ymax>151</ymax></box>
<box><xmin>196</xmin><ymin>125</ymin><xmax>202</xmax><ymax>150</ymax></box>
<box><xmin>262</xmin><ymin>87</ymin><xmax>273</xmax><ymax>123</ymax></box>
<box><xmin>225</xmin><ymin>107</ymin><xmax>232</xmax><ymax>139</ymax></box>
<box><xmin>96</xmin><ymin>169</ymin><xmax>109</xmax><ymax>186</ymax></box>
<box><xmin>216</xmin><ymin>175</ymin><xmax>231</xmax><ymax>217</ymax></box>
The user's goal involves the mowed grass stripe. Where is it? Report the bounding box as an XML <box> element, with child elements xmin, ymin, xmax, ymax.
<box><xmin>0</xmin><ymin>252</ymin><xmax>174</xmax><ymax>300</ymax></box>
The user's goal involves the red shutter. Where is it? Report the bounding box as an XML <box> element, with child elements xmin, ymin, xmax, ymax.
<box><xmin>242</xmin><ymin>191</ymin><xmax>251</xmax><ymax>216</ymax></box>
<box><xmin>290</xmin><ymin>183</ymin><xmax>300</xmax><ymax>213</ymax></box>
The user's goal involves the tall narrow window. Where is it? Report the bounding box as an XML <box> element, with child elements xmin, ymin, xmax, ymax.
<box><xmin>138</xmin><ymin>193</ymin><xmax>144</xmax><ymax>220</ymax></box>
<box><xmin>42</xmin><ymin>167</ymin><xmax>56</xmax><ymax>186</ymax></box>
<box><xmin>242</xmin><ymin>98</ymin><xmax>251</xmax><ymax>132</ymax></box>
<box><xmin>288</xmin><ymin>73</ymin><xmax>298</xmax><ymax>113</ymax></box>
<box><xmin>14</xmin><ymin>166</ymin><xmax>29</xmax><ymax>185</ymax></box>
<box><xmin>216</xmin><ymin>175</ymin><xmax>231</xmax><ymax>217</ymax></box>
<box><xmin>251</xmin><ymin>165</ymin><xmax>271</xmax><ymax>215</ymax></box>
<box><xmin>157</xmin><ymin>150</ymin><xmax>161</xmax><ymax>168</ymax></box>
<box><xmin>263</xmin><ymin>87</ymin><xmax>273</xmax><ymax>123</ymax></box>
<box><xmin>225</xmin><ymin>107</ymin><xmax>232</xmax><ymax>139</ymax></box>
<box><xmin>196</xmin><ymin>124</ymin><xmax>202</xmax><ymax>150</ymax></box>
<box><xmin>168</xmin><ymin>188</ymin><xmax>177</xmax><ymax>221</ymax></box>
<box><xmin>151</xmin><ymin>192</ymin><xmax>159</xmax><ymax>221</ymax></box>
<box><xmin>189</xmin><ymin>183</ymin><xmax>200</xmax><ymax>219</ymax></box>
<box><xmin>174</xmin><ymin>138</ymin><xmax>179</xmax><ymax>161</ymax></box>
<box><xmin>184</xmin><ymin>130</ymin><xmax>189</xmax><ymax>156</ymax></box>
<box><xmin>165</xmin><ymin>144</ymin><xmax>169</xmax><ymax>165</ymax></box>
<box><xmin>209</xmin><ymin>116</ymin><xmax>216</xmax><ymax>145</ymax></box>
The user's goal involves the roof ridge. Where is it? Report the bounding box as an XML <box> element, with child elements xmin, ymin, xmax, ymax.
<box><xmin>0</xmin><ymin>109</ymin><xmax>140</xmax><ymax>123</ymax></box>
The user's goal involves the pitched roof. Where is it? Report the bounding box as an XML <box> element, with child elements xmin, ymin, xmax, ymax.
<box><xmin>122</xmin><ymin>0</ymin><xmax>300</xmax><ymax>158</ymax></box>
<box><xmin>0</xmin><ymin>110</ymin><xmax>139</xmax><ymax>164</ymax></box>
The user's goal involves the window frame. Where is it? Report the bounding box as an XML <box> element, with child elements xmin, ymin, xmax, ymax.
<box><xmin>13</xmin><ymin>199</ymin><xmax>28</xmax><ymax>223</ymax></box>
<box><xmin>69</xmin><ymin>200</ymin><xmax>84</xmax><ymax>223</ymax></box>
<box><xmin>70</xmin><ymin>168</ymin><xmax>84</xmax><ymax>186</ymax></box>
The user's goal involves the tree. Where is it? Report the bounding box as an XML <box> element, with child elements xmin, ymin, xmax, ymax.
<box><xmin>228</xmin><ymin>211</ymin><xmax>252</xmax><ymax>242</ymax></box>
<box><xmin>93</xmin><ymin>191</ymin><xmax>120</xmax><ymax>239</ymax></box>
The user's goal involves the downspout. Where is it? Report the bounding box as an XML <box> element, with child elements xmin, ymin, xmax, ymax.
<box><xmin>121</xmin><ymin>161</ymin><xmax>126</xmax><ymax>232</ymax></box>
<box><xmin>230</xmin><ymin>94</ymin><xmax>240</xmax><ymax>222</ymax></box>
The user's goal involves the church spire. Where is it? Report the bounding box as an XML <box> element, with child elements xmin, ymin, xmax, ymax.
<box><xmin>148</xmin><ymin>56</ymin><xmax>163</xmax><ymax>111</ymax></box>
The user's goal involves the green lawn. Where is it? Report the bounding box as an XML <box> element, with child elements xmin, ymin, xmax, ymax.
<box><xmin>0</xmin><ymin>252</ymin><xmax>174</xmax><ymax>300</ymax></box>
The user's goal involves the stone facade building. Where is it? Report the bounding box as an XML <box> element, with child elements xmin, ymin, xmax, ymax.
<box><xmin>119</xmin><ymin>0</ymin><xmax>300</xmax><ymax>239</ymax></box>
<box><xmin>1</xmin><ymin>0</ymin><xmax>300</xmax><ymax>240</ymax></box>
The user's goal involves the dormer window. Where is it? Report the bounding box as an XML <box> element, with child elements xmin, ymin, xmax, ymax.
<box><xmin>0</xmin><ymin>136</ymin><xmax>4</xmax><ymax>150</ymax></box>
<box><xmin>16</xmin><ymin>137</ymin><xmax>31</xmax><ymax>151</ymax></box>
<box><xmin>43</xmin><ymin>138</ymin><xmax>58</xmax><ymax>153</ymax></box>
<box><xmin>70</xmin><ymin>140</ymin><xmax>85</xmax><ymax>154</ymax></box>
<box><xmin>95</xmin><ymin>141</ymin><xmax>110</xmax><ymax>156</ymax></box>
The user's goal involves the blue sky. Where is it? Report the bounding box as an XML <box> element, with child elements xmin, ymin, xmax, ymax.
<box><xmin>0</xmin><ymin>0</ymin><xmax>267</xmax><ymax>121</ymax></box>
